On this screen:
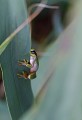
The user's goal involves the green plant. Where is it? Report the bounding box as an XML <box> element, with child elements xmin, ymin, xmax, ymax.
<box><xmin>0</xmin><ymin>0</ymin><xmax>82</xmax><ymax>120</ymax></box>
<box><xmin>0</xmin><ymin>0</ymin><xmax>33</xmax><ymax>120</ymax></box>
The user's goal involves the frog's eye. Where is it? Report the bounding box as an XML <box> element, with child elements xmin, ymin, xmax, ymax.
<box><xmin>31</xmin><ymin>49</ymin><xmax>35</xmax><ymax>52</ymax></box>
<box><xmin>31</xmin><ymin>51</ymin><xmax>35</xmax><ymax>54</ymax></box>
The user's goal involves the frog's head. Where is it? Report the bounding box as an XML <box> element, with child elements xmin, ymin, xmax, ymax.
<box><xmin>30</xmin><ymin>49</ymin><xmax>37</xmax><ymax>57</ymax></box>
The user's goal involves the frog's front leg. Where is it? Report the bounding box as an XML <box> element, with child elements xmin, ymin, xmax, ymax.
<box><xmin>18</xmin><ymin>59</ymin><xmax>32</xmax><ymax>68</ymax></box>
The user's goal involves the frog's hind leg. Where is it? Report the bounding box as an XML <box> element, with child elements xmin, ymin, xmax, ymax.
<box><xmin>17</xmin><ymin>71</ymin><xmax>28</xmax><ymax>79</ymax></box>
<box><xmin>28</xmin><ymin>72</ymin><xmax>36</xmax><ymax>80</ymax></box>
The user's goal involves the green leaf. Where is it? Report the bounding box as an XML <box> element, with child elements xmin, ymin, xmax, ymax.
<box><xmin>21</xmin><ymin>1</ymin><xmax>82</xmax><ymax>120</ymax></box>
<box><xmin>0</xmin><ymin>0</ymin><xmax>34</xmax><ymax>120</ymax></box>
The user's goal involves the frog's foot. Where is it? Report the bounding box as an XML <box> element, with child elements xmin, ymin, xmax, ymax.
<box><xmin>17</xmin><ymin>71</ymin><xmax>28</xmax><ymax>79</ymax></box>
<box><xmin>18</xmin><ymin>59</ymin><xmax>32</xmax><ymax>68</ymax></box>
<box><xmin>28</xmin><ymin>72</ymin><xmax>36</xmax><ymax>80</ymax></box>
<box><xmin>18</xmin><ymin>59</ymin><xmax>29</xmax><ymax>66</ymax></box>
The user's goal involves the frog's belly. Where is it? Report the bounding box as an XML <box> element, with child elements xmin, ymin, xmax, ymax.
<box><xmin>30</xmin><ymin>63</ymin><xmax>38</xmax><ymax>72</ymax></box>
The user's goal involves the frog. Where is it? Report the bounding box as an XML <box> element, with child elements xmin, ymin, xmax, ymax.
<box><xmin>17</xmin><ymin>49</ymin><xmax>39</xmax><ymax>80</ymax></box>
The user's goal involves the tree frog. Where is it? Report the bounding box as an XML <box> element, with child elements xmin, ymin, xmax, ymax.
<box><xmin>17</xmin><ymin>49</ymin><xmax>39</xmax><ymax>80</ymax></box>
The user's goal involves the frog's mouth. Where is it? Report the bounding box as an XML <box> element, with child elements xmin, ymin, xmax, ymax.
<box><xmin>30</xmin><ymin>53</ymin><xmax>36</xmax><ymax>57</ymax></box>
